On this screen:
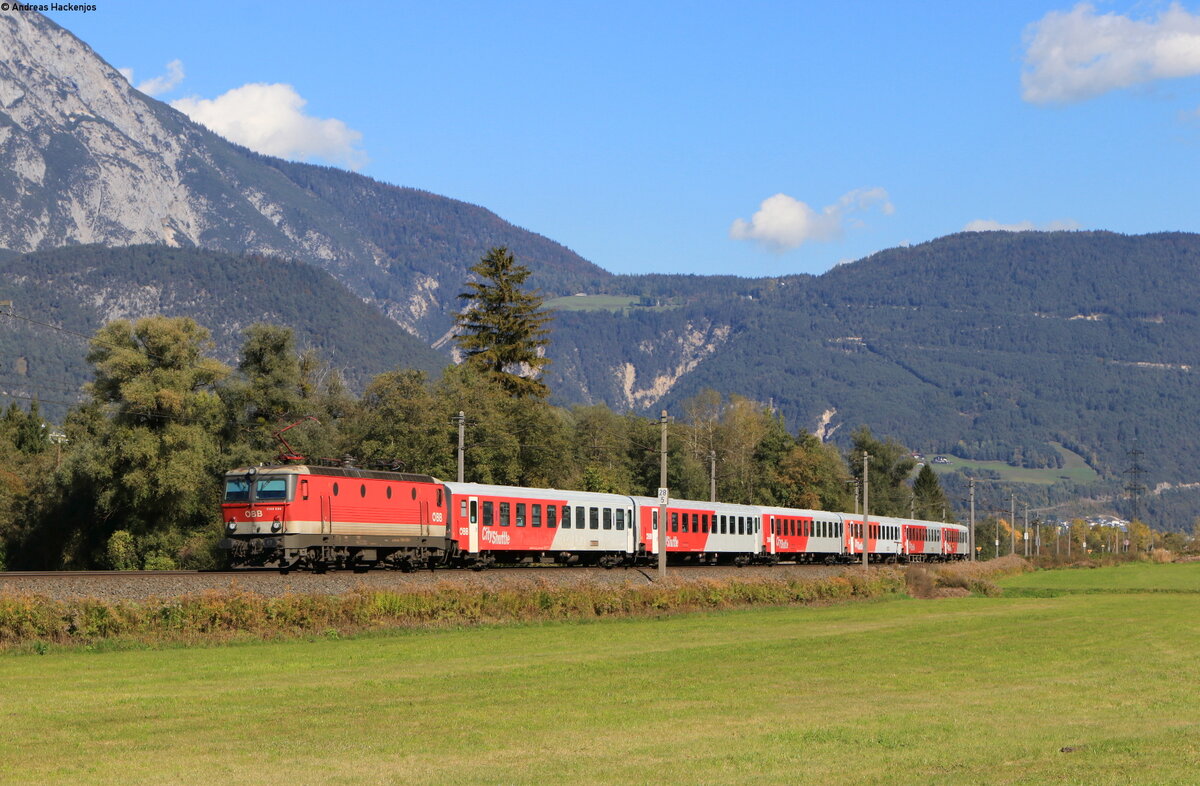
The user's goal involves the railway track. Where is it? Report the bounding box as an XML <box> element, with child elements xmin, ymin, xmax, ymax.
<box><xmin>0</xmin><ymin>562</ymin><xmax>856</xmax><ymax>602</ymax></box>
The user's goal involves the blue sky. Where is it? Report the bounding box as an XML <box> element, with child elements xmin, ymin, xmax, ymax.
<box><xmin>48</xmin><ymin>1</ymin><xmax>1200</xmax><ymax>277</ymax></box>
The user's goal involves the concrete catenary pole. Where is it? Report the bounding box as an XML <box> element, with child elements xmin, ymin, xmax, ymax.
<box><xmin>456</xmin><ymin>411</ymin><xmax>465</xmax><ymax>483</ymax></box>
<box><xmin>1024</xmin><ymin>504</ymin><xmax>1030</xmax><ymax>557</ymax></box>
<box><xmin>658</xmin><ymin>410</ymin><xmax>668</xmax><ymax>579</ymax></box>
<box><xmin>709</xmin><ymin>450</ymin><xmax>717</xmax><ymax>503</ymax></box>
<box><xmin>1010</xmin><ymin>493</ymin><xmax>1016</xmax><ymax>557</ymax></box>
<box><xmin>969</xmin><ymin>478</ymin><xmax>976</xmax><ymax>562</ymax></box>
<box><xmin>862</xmin><ymin>453</ymin><xmax>870</xmax><ymax>569</ymax></box>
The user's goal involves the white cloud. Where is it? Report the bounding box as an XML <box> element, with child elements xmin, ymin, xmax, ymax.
<box><xmin>172</xmin><ymin>83</ymin><xmax>366</xmax><ymax>170</ymax></box>
<box><xmin>134</xmin><ymin>59</ymin><xmax>185</xmax><ymax>97</ymax></box>
<box><xmin>1022</xmin><ymin>3</ymin><xmax>1200</xmax><ymax>103</ymax></box>
<box><xmin>117</xmin><ymin>66</ymin><xmax>134</xmax><ymax>84</ymax></box>
<box><xmin>730</xmin><ymin>188</ymin><xmax>893</xmax><ymax>252</ymax></box>
<box><xmin>963</xmin><ymin>218</ymin><xmax>1082</xmax><ymax>232</ymax></box>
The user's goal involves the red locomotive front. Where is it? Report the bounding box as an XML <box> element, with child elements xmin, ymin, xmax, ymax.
<box><xmin>219</xmin><ymin>464</ymin><xmax>451</xmax><ymax>572</ymax></box>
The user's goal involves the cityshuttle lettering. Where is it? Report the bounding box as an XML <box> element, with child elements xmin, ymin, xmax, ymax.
<box><xmin>482</xmin><ymin>530</ymin><xmax>510</xmax><ymax>545</ymax></box>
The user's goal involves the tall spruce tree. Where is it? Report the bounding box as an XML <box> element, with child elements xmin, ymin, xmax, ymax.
<box><xmin>454</xmin><ymin>247</ymin><xmax>553</xmax><ymax>399</ymax></box>
<box><xmin>912</xmin><ymin>463</ymin><xmax>950</xmax><ymax>521</ymax></box>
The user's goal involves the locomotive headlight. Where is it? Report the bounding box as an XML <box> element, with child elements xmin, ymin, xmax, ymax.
<box><xmin>271</xmin><ymin>519</ymin><xmax>282</xmax><ymax>533</ymax></box>
<box><xmin>226</xmin><ymin>521</ymin><xmax>237</xmax><ymax>533</ymax></box>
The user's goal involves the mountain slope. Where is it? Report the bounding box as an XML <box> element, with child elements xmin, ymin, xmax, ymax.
<box><xmin>0</xmin><ymin>11</ymin><xmax>611</xmax><ymax>342</ymax></box>
<box><xmin>0</xmin><ymin>245</ymin><xmax>446</xmax><ymax>412</ymax></box>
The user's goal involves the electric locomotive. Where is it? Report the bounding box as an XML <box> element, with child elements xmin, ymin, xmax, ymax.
<box><xmin>219</xmin><ymin>463</ymin><xmax>452</xmax><ymax>572</ymax></box>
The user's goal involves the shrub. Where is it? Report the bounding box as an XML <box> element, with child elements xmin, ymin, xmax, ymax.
<box><xmin>105</xmin><ymin>531</ymin><xmax>138</xmax><ymax>571</ymax></box>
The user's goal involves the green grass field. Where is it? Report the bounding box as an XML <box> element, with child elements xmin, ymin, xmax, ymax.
<box><xmin>1000</xmin><ymin>560</ymin><xmax>1200</xmax><ymax>593</ymax></box>
<box><xmin>544</xmin><ymin>294</ymin><xmax>641</xmax><ymax>311</ymax></box>
<box><xmin>5</xmin><ymin>566</ymin><xmax>1200</xmax><ymax>784</ymax></box>
<box><xmin>543</xmin><ymin>294</ymin><xmax>680</xmax><ymax>313</ymax></box>
<box><xmin>929</xmin><ymin>442</ymin><xmax>1098</xmax><ymax>486</ymax></box>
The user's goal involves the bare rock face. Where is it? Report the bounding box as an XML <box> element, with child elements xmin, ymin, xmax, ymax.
<box><xmin>0</xmin><ymin>12</ymin><xmax>607</xmax><ymax>342</ymax></box>
<box><xmin>1</xmin><ymin>12</ymin><xmax>289</xmax><ymax>255</ymax></box>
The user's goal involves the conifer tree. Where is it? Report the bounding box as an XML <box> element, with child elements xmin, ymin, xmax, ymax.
<box><xmin>454</xmin><ymin>247</ymin><xmax>553</xmax><ymax>399</ymax></box>
<box><xmin>912</xmin><ymin>462</ymin><xmax>950</xmax><ymax>520</ymax></box>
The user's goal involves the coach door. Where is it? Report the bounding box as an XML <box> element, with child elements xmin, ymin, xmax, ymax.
<box><xmin>626</xmin><ymin>507</ymin><xmax>635</xmax><ymax>554</ymax></box>
<box><xmin>468</xmin><ymin>496</ymin><xmax>480</xmax><ymax>553</ymax></box>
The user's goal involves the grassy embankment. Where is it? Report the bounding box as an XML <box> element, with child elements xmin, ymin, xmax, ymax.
<box><xmin>3</xmin><ymin>559</ymin><xmax>1200</xmax><ymax>783</ymax></box>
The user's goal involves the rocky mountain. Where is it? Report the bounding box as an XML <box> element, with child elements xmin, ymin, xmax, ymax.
<box><xmin>0</xmin><ymin>10</ymin><xmax>610</xmax><ymax>342</ymax></box>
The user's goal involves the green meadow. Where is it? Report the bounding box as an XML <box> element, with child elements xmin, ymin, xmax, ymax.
<box><xmin>4</xmin><ymin>563</ymin><xmax>1200</xmax><ymax>784</ymax></box>
<box><xmin>929</xmin><ymin>442</ymin><xmax>1099</xmax><ymax>486</ymax></box>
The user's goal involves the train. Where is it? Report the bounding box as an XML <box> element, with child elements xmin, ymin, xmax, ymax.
<box><xmin>218</xmin><ymin>460</ymin><xmax>970</xmax><ymax>572</ymax></box>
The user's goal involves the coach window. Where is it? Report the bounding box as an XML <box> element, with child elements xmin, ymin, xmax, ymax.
<box><xmin>722</xmin><ymin>515</ymin><xmax>728</xmax><ymax>534</ymax></box>
<box><xmin>590</xmin><ymin>507</ymin><xmax>600</xmax><ymax>530</ymax></box>
<box><xmin>692</xmin><ymin>513</ymin><xmax>700</xmax><ymax>532</ymax></box>
<box><xmin>500</xmin><ymin>502</ymin><xmax>510</xmax><ymax>526</ymax></box>
<box><xmin>671</xmin><ymin>512</ymin><xmax>679</xmax><ymax>532</ymax></box>
<box><xmin>681</xmin><ymin>514</ymin><xmax>688</xmax><ymax>533</ymax></box>
<box><xmin>483</xmin><ymin>501</ymin><xmax>493</xmax><ymax>526</ymax></box>
<box><xmin>702</xmin><ymin>514</ymin><xmax>709</xmax><ymax>534</ymax></box>
<box><xmin>460</xmin><ymin>500</ymin><xmax>468</xmax><ymax>518</ymax></box>
<box><xmin>547</xmin><ymin>505</ymin><xmax>557</xmax><ymax>528</ymax></box>
<box><xmin>561</xmin><ymin>506</ymin><xmax>570</xmax><ymax>529</ymax></box>
<box><xmin>603</xmin><ymin>509</ymin><xmax>612</xmax><ymax>530</ymax></box>
<box><xmin>516</xmin><ymin>503</ymin><xmax>526</xmax><ymax>527</ymax></box>
<box><xmin>576</xmin><ymin>506</ymin><xmax>586</xmax><ymax>529</ymax></box>
<box><xmin>616</xmin><ymin>509</ymin><xmax>625</xmax><ymax>530</ymax></box>
<box><xmin>532</xmin><ymin>504</ymin><xmax>542</xmax><ymax>528</ymax></box>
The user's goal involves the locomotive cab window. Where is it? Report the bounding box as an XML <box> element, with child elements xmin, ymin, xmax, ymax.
<box><xmin>223</xmin><ymin>477</ymin><xmax>250</xmax><ymax>502</ymax></box>
<box><xmin>256</xmin><ymin>478</ymin><xmax>289</xmax><ymax>501</ymax></box>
